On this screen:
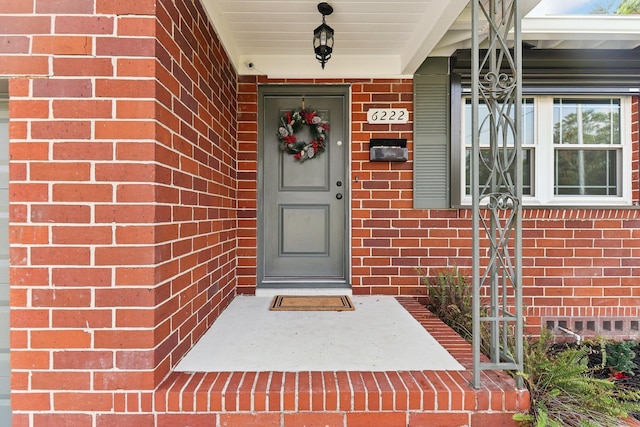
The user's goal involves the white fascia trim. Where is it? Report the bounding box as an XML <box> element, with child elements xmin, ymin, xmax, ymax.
<box><xmin>238</xmin><ymin>55</ymin><xmax>411</xmax><ymax>79</ymax></box>
<box><xmin>522</xmin><ymin>16</ymin><xmax>640</xmax><ymax>39</ymax></box>
<box><xmin>400</xmin><ymin>0</ymin><xmax>469</xmax><ymax>75</ymax></box>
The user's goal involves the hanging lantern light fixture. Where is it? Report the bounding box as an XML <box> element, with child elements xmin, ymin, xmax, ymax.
<box><xmin>313</xmin><ymin>2</ymin><xmax>334</xmax><ymax>69</ymax></box>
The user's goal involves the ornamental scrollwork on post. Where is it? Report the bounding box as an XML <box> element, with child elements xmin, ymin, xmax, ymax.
<box><xmin>482</xmin><ymin>193</ymin><xmax>519</xmax><ymax>211</ymax></box>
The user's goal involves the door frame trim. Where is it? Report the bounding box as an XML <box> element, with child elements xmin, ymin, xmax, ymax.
<box><xmin>256</xmin><ymin>84</ymin><xmax>352</xmax><ymax>290</ymax></box>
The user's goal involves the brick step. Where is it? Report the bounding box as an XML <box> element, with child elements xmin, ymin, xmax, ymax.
<box><xmin>156</xmin><ymin>369</ymin><xmax>528</xmax><ymax>414</ymax></box>
<box><xmin>153</xmin><ymin>411</ymin><xmax>524</xmax><ymax>426</ymax></box>
<box><xmin>154</xmin><ymin>298</ymin><xmax>529</xmax><ymax>426</ymax></box>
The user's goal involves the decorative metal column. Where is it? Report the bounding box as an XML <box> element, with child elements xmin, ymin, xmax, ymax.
<box><xmin>471</xmin><ymin>0</ymin><xmax>523</xmax><ymax>388</ymax></box>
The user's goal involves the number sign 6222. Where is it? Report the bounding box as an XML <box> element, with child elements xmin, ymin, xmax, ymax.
<box><xmin>367</xmin><ymin>108</ymin><xmax>408</xmax><ymax>124</ymax></box>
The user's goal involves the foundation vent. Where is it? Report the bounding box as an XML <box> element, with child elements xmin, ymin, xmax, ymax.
<box><xmin>543</xmin><ymin>317</ymin><xmax>640</xmax><ymax>340</ymax></box>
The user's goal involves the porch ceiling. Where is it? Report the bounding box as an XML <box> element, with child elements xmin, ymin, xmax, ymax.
<box><xmin>201</xmin><ymin>0</ymin><xmax>537</xmax><ymax>78</ymax></box>
<box><xmin>200</xmin><ymin>0</ymin><xmax>640</xmax><ymax>78</ymax></box>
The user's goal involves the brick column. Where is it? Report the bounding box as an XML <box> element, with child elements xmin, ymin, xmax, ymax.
<box><xmin>3</xmin><ymin>0</ymin><xmax>239</xmax><ymax>424</ymax></box>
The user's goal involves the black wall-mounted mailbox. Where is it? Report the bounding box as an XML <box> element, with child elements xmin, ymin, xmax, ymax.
<box><xmin>369</xmin><ymin>138</ymin><xmax>408</xmax><ymax>162</ymax></box>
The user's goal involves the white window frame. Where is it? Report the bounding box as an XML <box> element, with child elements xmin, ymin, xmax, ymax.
<box><xmin>459</xmin><ymin>95</ymin><xmax>633</xmax><ymax>207</ymax></box>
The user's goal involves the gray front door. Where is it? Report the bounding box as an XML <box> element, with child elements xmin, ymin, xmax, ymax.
<box><xmin>258</xmin><ymin>87</ymin><xmax>349</xmax><ymax>289</ymax></box>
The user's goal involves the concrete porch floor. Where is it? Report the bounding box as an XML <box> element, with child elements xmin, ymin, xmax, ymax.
<box><xmin>155</xmin><ymin>297</ymin><xmax>529</xmax><ymax>426</ymax></box>
<box><xmin>174</xmin><ymin>295</ymin><xmax>464</xmax><ymax>372</ymax></box>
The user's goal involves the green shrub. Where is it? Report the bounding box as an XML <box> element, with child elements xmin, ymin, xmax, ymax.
<box><xmin>514</xmin><ymin>330</ymin><xmax>640</xmax><ymax>427</ymax></box>
<box><xmin>605</xmin><ymin>340</ymin><xmax>638</xmax><ymax>375</ymax></box>
<box><xmin>419</xmin><ymin>268</ymin><xmax>640</xmax><ymax>426</ymax></box>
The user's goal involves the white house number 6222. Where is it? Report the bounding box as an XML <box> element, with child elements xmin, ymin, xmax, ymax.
<box><xmin>367</xmin><ymin>108</ymin><xmax>408</xmax><ymax>124</ymax></box>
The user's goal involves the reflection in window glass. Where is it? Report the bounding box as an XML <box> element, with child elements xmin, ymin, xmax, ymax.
<box><xmin>465</xmin><ymin>148</ymin><xmax>532</xmax><ymax>195</ymax></box>
<box><xmin>553</xmin><ymin>99</ymin><xmax>620</xmax><ymax>145</ymax></box>
<box><xmin>555</xmin><ymin>150</ymin><xmax>618</xmax><ymax>196</ymax></box>
<box><xmin>553</xmin><ymin>99</ymin><xmax>621</xmax><ymax>196</ymax></box>
<box><xmin>464</xmin><ymin>99</ymin><xmax>534</xmax><ymax>196</ymax></box>
<box><xmin>460</xmin><ymin>95</ymin><xmax>629</xmax><ymax>204</ymax></box>
<box><xmin>465</xmin><ymin>99</ymin><xmax>534</xmax><ymax>146</ymax></box>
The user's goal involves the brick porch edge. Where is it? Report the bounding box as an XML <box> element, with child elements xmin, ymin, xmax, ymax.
<box><xmin>149</xmin><ymin>297</ymin><xmax>529</xmax><ymax>426</ymax></box>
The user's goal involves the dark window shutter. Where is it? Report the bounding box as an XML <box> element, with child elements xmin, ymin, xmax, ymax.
<box><xmin>413</xmin><ymin>67</ymin><xmax>450</xmax><ymax>209</ymax></box>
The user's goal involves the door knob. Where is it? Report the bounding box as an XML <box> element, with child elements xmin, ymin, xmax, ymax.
<box><xmin>336</xmin><ymin>193</ymin><xmax>343</xmax><ymax>200</ymax></box>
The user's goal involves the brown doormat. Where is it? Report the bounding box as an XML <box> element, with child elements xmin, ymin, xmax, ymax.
<box><xmin>269</xmin><ymin>295</ymin><xmax>355</xmax><ymax>311</ymax></box>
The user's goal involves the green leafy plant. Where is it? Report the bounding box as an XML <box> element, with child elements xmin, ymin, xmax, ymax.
<box><xmin>605</xmin><ymin>340</ymin><xmax>638</xmax><ymax>375</ymax></box>
<box><xmin>617</xmin><ymin>0</ymin><xmax>640</xmax><ymax>14</ymax></box>
<box><xmin>418</xmin><ymin>266</ymin><xmax>497</xmax><ymax>358</ymax></box>
<box><xmin>420</xmin><ymin>267</ymin><xmax>473</xmax><ymax>341</ymax></box>
<box><xmin>514</xmin><ymin>330</ymin><xmax>640</xmax><ymax>427</ymax></box>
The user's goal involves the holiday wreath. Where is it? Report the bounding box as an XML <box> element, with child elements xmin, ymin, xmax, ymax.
<box><xmin>277</xmin><ymin>108</ymin><xmax>329</xmax><ymax>161</ymax></box>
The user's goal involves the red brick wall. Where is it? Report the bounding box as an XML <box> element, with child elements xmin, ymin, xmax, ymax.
<box><xmin>4</xmin><ymin>0</ymin><xmax>238</xmax><ymax>424</ymax></box>
<box><xmin>1</xmin><ymin>0</ymin><xmax>639</xmax><ymax>424</ymax></box>
<box><xmin>237</xmin><ymin>77</ymin><xmax>418</xmax><ymax>294</ymax></box>
<box><xmin>238</xmin><ymin>78</ymin><xmax>640</xmax><ymax>330</ymax></box>
<box><xmin>153</xmin><ymin>0</ymin><xmax>238</xmax><ymax>372</ymax></box>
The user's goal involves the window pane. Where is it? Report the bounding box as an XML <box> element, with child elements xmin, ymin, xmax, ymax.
<box><xmin>554</xmin><ymin>149</ymin><xmax>618</xmax><ymax>195</ymax></box>
<box><xmin>554</xmin><ymin>99</ymin><xmax>621</xmax><ymax>145</ymax></box>
<box><xmin>465</xmin><ymin>148</ymin><xmax>532</xmax><ymax>195</ymax></box>
<box><xmin>465</xmin><ymin>99</ymin><xmax>534</xmax><ymax>146</ymax></box>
